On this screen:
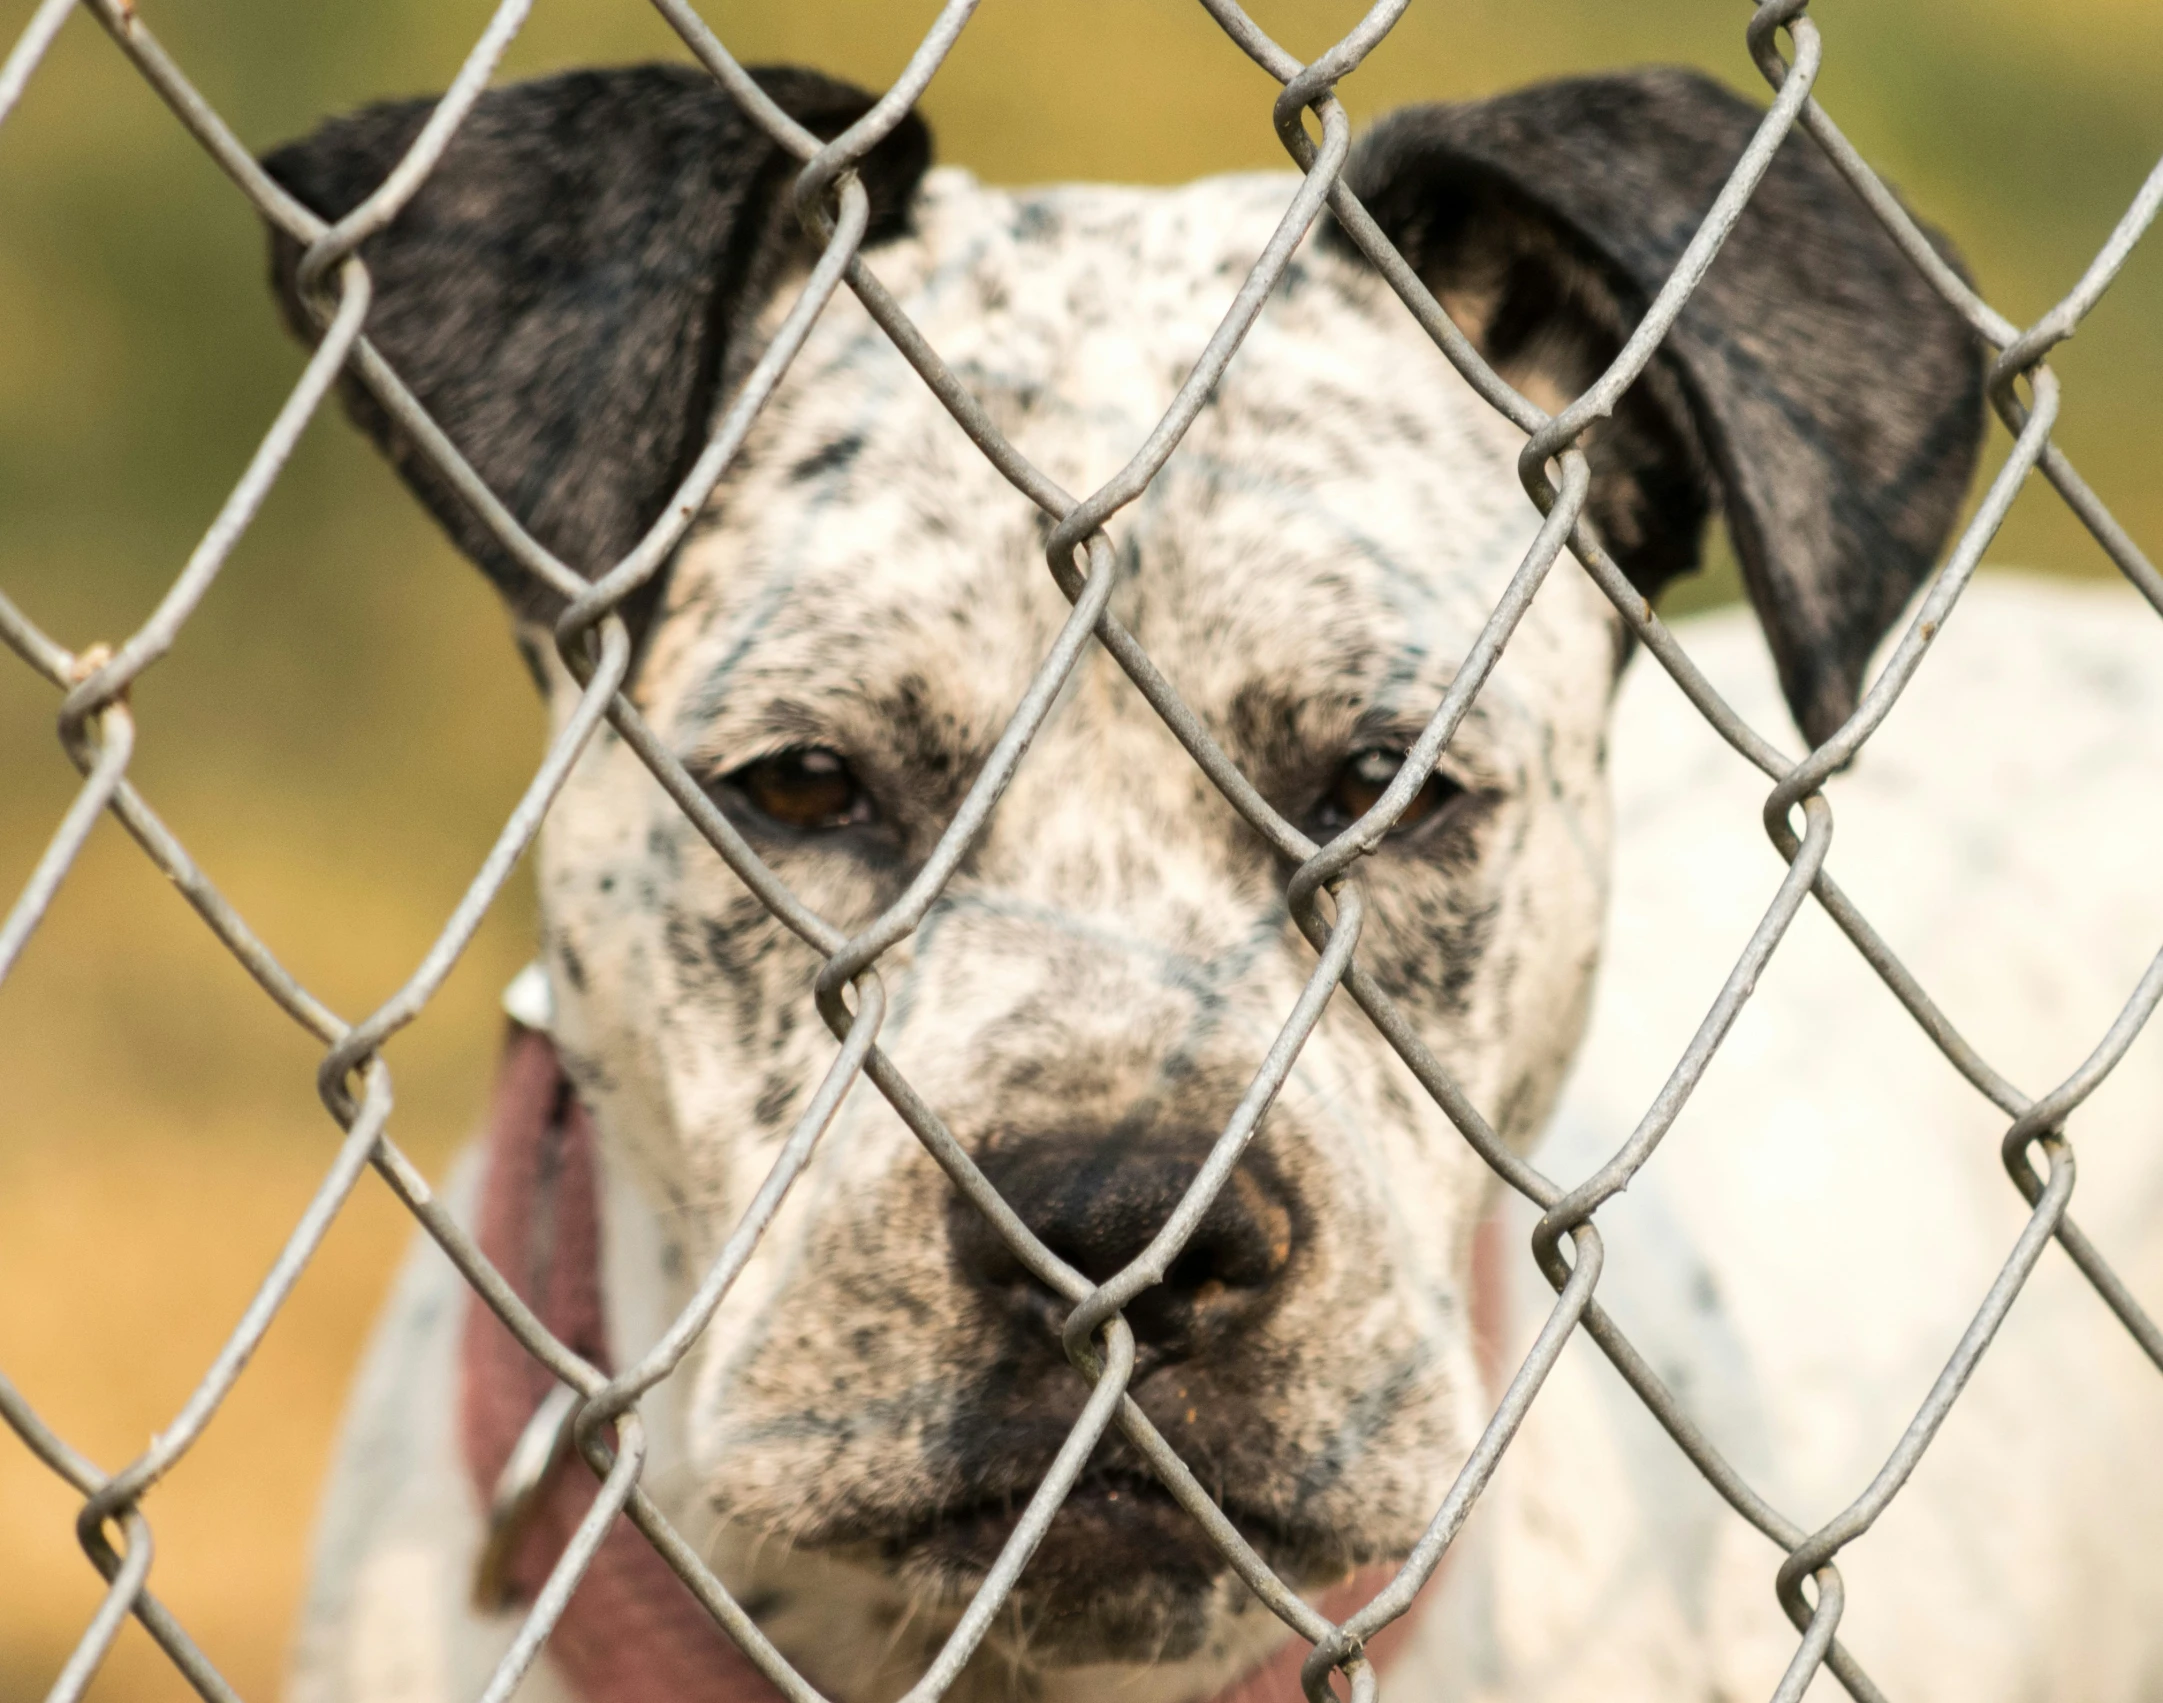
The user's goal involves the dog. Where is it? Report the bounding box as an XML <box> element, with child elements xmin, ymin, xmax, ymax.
<box><xmin>261</xmin><ymin>59</ymin><xmax>2163</xmax><ymax>1703</ymax></box>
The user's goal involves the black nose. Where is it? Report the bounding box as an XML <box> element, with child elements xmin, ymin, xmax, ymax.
<box><xmin>949</xmin><ymin>1130</ymin><xmax>1296</xmax><ymax>1359</ymax></box>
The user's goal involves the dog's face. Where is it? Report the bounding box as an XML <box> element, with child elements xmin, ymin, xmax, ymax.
<box><xmin>268</xmin><ymin>61</ymin><xmax>1980</xmax><ymax>1703</ymax></box>
<box><xmin>539</xmin><ymin>168</ymin><xmax>1613</xmax><ymax>1691</ymax></box>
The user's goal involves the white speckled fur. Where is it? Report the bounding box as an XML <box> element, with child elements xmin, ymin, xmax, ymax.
<box><xmin>291</xmin><ymin>164</ymin><xmax>2163</xmax><ymax>1703</ymax></box>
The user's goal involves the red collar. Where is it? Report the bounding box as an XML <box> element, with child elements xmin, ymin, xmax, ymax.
<box><xmin>461</xmin><ymin>1023</ymin><xmax>1466</xmax><ymax>1703</ymax></box>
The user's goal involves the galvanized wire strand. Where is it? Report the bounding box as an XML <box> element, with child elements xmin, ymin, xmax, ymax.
<box><xmin>315</xmin><ymin>619</ymin><xmax>633</xmax><ymax>1114</ymax></box>
<box><xmin>1536</xmin><ymin>793</ymin><xmax>1836</xmax><ymax>1270</ymax></box>
<box><xmin>0</xmin><ymin>701</ymin><xmax>131</xmax><ymax>986</ymax></box>
<box><xmin>588</xmin><ymin>981</ymin><xmax>887</xmax><ymax>1416</ymax></box>
<box><xmin>58</xmin><ymin>262</ymin><xmax>374</xmax><ymax>726</ymax></box>
<box><xmin>1043</xmin><ymin>105</ymin><xmax>1355</xmax><ymax>560</ymax></box>
<box><xmin>114</xmin><ymin>1593</ymin><xmax>244</xmax><ymax>1703</ymax></box>
<box><xmin>1335</xmin><ymin>1222</ymin><xmax>1606</xmax><ymax>1650</ymax></box>
<box><xmin>99</xmin><ymin>777</ymin><xmax>349</xmax><ymax>1041</ymax></box>
<box><xmin>1751</xmin><ymin>38</ymin><xmax>2163</xmax><ymax>641</ymax></box>
<box><xmin>1520</xmin><ymin>6</ymin><xmax>1821</xmax><ymax>485</ymax></box>
<box><xmin>0</xmin><ymin>585</ymin><xmax>74</xmax><ymax>685</ymax></box>
<box><xmin>612</xmin><ymin>1488</ymin><xmax>829</xmax><ymax>1703</ymax></box>
<box><xmin>1994</xmin><ymin>154</ymin><xmax>2163</xmax><ymax>374</ymax></box>
<box><xmin>789</xmin><ymin>0</ymin><xmax>979</xmax><ymax>220</ymax></box>
<box><xmin>0</xmin><ymin>1379</ymin><xmax>251</xmax><ymax>1703</ymax></box>
<box><xmin>82</xmin><ymin>0</ymin><xmax>334</xmax><ymax>245</ymax></box>
<box><xmin>1061</xmin><ymin>889</ymin><xmax>1367</xmax><ymax>1356</ymax></box>
<box><xmin>76</xmin><ymin>1089</ymin><xmax>389</xmax><ymax>1530</ymax></box>
<box><xmin>1106</xmin><ymin>1396</ymin><xmax>1341</xmax><ymax>1643</ymax></box>
<box><xmin>42</xmin><ymin>1509</ymin><xmax>153</xmax><ymax>1703</ymax></box>
<box><xmin>2035</xmin><ymin>445</ymin><xmax>2163</xmax><ymax>615</ymax></box>
<box><xmin>1567</xmin><ymin>1301</ymin><xmax>1887</xmax><ymax>1703</ymax></box>
<box><xmin>2007</xmin><ymin>950</ymin><xmax>2163</xmax><ymax>1150</ymax></box>
<box><xmin>1766</xmin><ymin>1567</ymin><xmax>1844</xmax><ymax>1703</ymax></box>
<box><xmin>600</xmin><ymin>693</ymin><xmax>847</xmax><ymax>955</ymax></box>
<box><xmin>895</xmin><ymin>1323</ymin><xmax>1139</xmax><ymax>1703</ymax></box>
<box><xmin>1771</xmin><ymin>1141</ymin><xmax>2076</xmax><ymax>1614</ymax></box>
<box><xmin>645</xmin><ymin>1</ymin><xmax>818</xmax><ymax>160</ymax></box>
<box><xmin>814</xmin><ymin>537</ymin><xmax>1125</xmax><ymax>991</ymax></box>
<box><xmin>0</xmin><ymin>0</ymin><xmax>72</xmax><ymax>132</ymax></box>
<box><xmin>1568</xmin><ymin>527</ymin><xmax>1800</xmax><ymax>781</ymax></box>
<box><xmin>477</xmin><ymin>1416</ymin><xmax>652</xmax><ymax>1703</ymax></box>
<box><xmin>295</xmin><ymin>0</ymin><xmax>537</xmax><ymax>287</ymax></box>
<box><xmin>367</xmin><ymin>1120</ymin><xmax>607</xmax><ymax>1398</ymax></box>
<box><xmin>561</xmin><ymin>179</ymin><xmax>874</xmax><ymax>630</ymax></box>
<box><xmin>1271</xmin><ymin>1</ymin><xmax>1413</xmax><ymax>144</ymax></box>
<box><xmin>1287</xmin><ymin>455</ymin><xmax>1590</xmax><ymax>899</ymax></box>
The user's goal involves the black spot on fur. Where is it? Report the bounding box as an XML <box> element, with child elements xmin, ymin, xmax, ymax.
<box><xmin>753</xmin><ymin>1071</ymin><xmax>798</xmax><ymax>1129</ymax></box>
<box><xmin>787</xmin><ymin>433</ymin><xmax>865</xmax><ymax>485</ymax></box>
<box><xmin>1014</xmin><ymin>199</ymin><xmax>1062</xmax><ymax>242</ymax></box>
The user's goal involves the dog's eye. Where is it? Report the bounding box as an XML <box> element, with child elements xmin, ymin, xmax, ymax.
<box><xmin>1314</xmin><ymin>747</ymin><xmax>1462</xmax><ymax>838</ymax></box>
<box><xmin>724</xmin><ymin>748</ymin><xmax>875</xmax><ymax>832</ymax></box>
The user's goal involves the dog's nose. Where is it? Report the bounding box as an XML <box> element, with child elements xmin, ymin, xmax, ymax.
<box><xmin>949</xmin><ymin>1132</ymin><xmax>1296</xmax><ymax>1359</ymax></box>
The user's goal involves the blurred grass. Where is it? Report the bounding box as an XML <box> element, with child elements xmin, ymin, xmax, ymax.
<box><xmin>0</xmin><ymin>3</ymin><xmax>2156</xmax><ymax>1701</ymax></box>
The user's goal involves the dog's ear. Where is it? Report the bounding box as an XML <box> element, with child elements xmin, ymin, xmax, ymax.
<box><xmin>1340</xmin><ymin>67</ymin><xmax>1984</xmax><ymax>745</ymax></box>
<box><xmin>263</xmin><ymin>64</ymin><xmax>931</xmax><ymax>637</ymax></box>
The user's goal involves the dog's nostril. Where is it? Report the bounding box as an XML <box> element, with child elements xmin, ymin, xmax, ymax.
<box><xmin>948</xmin><ymin>1132</ymin><xmax>1296</xmax><ymax>1356</ymax></box>
<box><xmin>1168</xmin><ymin>1170</ymin><xmax>1293</xmax><ymax>1291</ymax></box>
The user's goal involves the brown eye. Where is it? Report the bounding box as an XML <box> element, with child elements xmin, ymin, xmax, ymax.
<box><xmin>1314</xmin><ymin>747</ymin><xmax>1462</xmax><ymax>837</ymax></box>
<box><xmin>724</xmin><ymin>747</ymin><xmax>874</xmax><ymax>832</ymax></box>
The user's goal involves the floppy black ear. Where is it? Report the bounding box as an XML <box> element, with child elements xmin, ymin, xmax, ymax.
<box><xmin>264</xmin><ymin>64</ymin><xmax>931</xmax><ymax>632</ymax></box>
<box><xmin>1339</xmin><ymin>67</ymin><xmax>1984</xmax><ymax>745</ymax></box>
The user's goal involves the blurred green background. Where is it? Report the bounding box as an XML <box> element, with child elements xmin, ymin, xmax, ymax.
<box><xmin>0</xmin><ymin>2</ymin><xmax>2155</xmax><ymax>1700</ymax></box>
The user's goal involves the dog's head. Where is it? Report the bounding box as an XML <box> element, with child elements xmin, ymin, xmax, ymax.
<box><xmin>268</xmin><ymin>63</ymin><xmax>1979</xmax><ymax>1701</ymax></box>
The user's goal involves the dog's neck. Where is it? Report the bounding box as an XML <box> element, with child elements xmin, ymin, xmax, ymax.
<box><xmin>462</xmin><ymin>1002</ymin><xmax>1453</xmax><ymax>1703</ymax></box>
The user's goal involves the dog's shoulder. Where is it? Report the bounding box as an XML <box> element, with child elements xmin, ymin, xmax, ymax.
<box><xmin>1492</xmin><ymin>575</ymin><xmax>2163</xmax><ymax>1699</ymax></box>
<box><xmin>1567</xmin><ymin>573</ymin><xmax>2163</xmax><ymax>1382</ymax></box>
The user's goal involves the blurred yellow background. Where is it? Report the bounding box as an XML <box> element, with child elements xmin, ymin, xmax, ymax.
<box><xmin>0</xmin><ymin>2</ymin><xmax>2156</xmax><ymax>1701</ymax></box>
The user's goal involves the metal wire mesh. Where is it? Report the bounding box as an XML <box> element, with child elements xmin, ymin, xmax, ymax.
<box><xmin>4</xmin><ymin>2</ymin><xmax>2162</xmax><ymax>1701</ymax></box>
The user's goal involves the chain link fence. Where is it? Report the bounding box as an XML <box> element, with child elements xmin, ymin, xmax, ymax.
<box><xmin>4</xmin><ymin>2</ymin><xmax>2162</xmax><ymax>1701</ymax></box>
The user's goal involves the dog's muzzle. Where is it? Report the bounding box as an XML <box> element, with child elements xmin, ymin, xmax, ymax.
<box><xmin>459</xmin><ymin>996</ymin><xmax>1447</xmax><ymax>1702</ymax></box>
